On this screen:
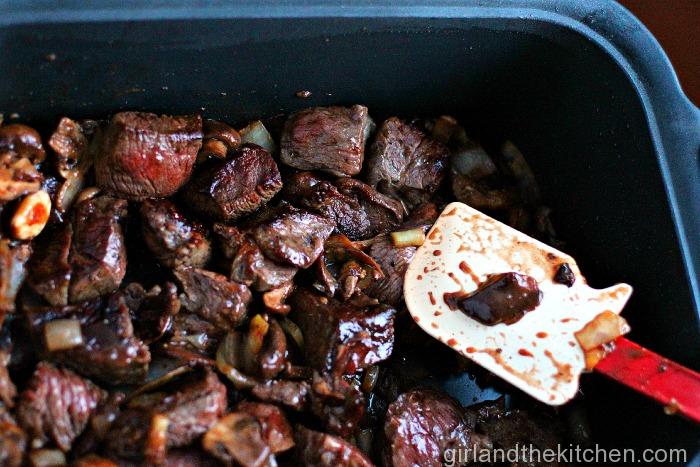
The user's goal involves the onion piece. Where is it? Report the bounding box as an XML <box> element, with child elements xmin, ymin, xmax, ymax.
<box><xmin>390</xmin><ymin>228</ymin><xmax>426</xmax><ymax>248</ymax></box>
<box><xmin>28</xmin><ymin>449</ymin><xmax>67</xmax><ymax>467</ymax></box>
<box><xmin>279</xmin><ymin>318</ymin><xmax>304</xmax><ymax>351</ymax></box>
<box><xmin>240</xmin><ymin>120</ymin><xmax>276</xmax><ymax>154</ymax></box>
<box><xmin>574</xmin><ymin>311</ymin><xmax>630</xmax><ymax>352</ymax></box>
<box><xmin>361</xmin><ymin>366</ymin><xmax>380</xmax><ymax>393</ymax></box>
<box><xmin>144</xmin><ymin>414</ymin><xmax>169</xmax><ymax>466</ymax></box>
<box><xmin>55</xmin><ymin>173</ymin><xmax>85</xmax><ymax>214</ymax></box>
<box><xmin>44</xmin><ymin>319</ymin><xmax>83</xmax><ymax>352</ymax></box>
<box><xmin>216</xmin><ymin>333</ymin><xmax>258</xmax><ymax>389</ymax></box>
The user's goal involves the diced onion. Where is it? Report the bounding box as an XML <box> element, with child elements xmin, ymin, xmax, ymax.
<box><xmin>240</xmin><ymin>120</ymin><xmax>276</xmax><ymax>154</ymax></box>
<box><xmin>575</xmin><ymin>311</ymin><xmax>630</xmax><ymax>352</ymax></box>
<box><xmin>44</xmin><ymin>319</ymin><xmax>83</xmax><ymax>352</ymax></box>
<box><xmin>583</xmin><ymin>347</ymin><xmax>607</xmax><ymax>372</ymax></box>
<box><xmin>390</xmin><ymin>228</ymin><xmax>426</xmax><ymax>248</ymax></box>
<box><xmin>279</xmin><ymin>318</ymin><xmax>304</xmax><ymax>351</ymax></box>
<box><xmin>29</xmin><ymin>449</ymin><xmax>67</xmax><ymax>467</ymax></box>
<box><xmin>144</xmin><ymin>414</ymin><xmax>169</xmax><ymax>466</ymax></box>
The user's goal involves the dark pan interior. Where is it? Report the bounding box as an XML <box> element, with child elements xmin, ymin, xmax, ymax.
<box><xmin>1</xmin><ymin>16</ymin><xmax>698</xmax><ymax>461</ymax></box>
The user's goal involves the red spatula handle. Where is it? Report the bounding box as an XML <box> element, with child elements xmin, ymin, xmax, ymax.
<box><xmin>595</xmin><ymin>337</ymin><xmax>700</xmax><ymax>423</ymax></box>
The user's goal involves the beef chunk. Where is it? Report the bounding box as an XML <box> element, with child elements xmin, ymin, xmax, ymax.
<box><xmin>69</xmin><ymin>196</ymin><xmax>127</xmax><ymax>303</ymax></box>
<box><xmin>106</xmin><ymin>369</ymin><xmax>227</xmax><ymax>460</ymax></box>
<box><xmin>140</xmin><ymin>199</ymin><xmax>211</xmax><ymax>269</ymax></box>
<box><xmin>383</xmin><ymin>389</ymin><xmax>477</xmax><ymax>467</ymax></box>
<box><xmin>237</xmin><ymin>401</ymin><xmax>295</xmax><ymax>453</ymax></box>
<box><xmin>96</xmin><ymin>112</ymin><xmax>202</xmax><ymax>200</ymax></box>
<box><xmin>0</xmin><ymin>348</ymin><xmax>16</xmax><ymax>408</ymax></box>
<box><xmin>26</xmin><ymin>295</ymin><xmax>151</xmax><ymax>385</ymax></box>
<box><xmin>184</xmin><ymin>144</ymin><xmax>282</xmax><ymax>221</ymax></box>
<box><xmin>175</xmin><ymin>267</ymin><xmax>252</xmax><ymax>331</ymax></box>
<box><xmin>366</xmin><ymin>118</ymin><xmax>449</xmax><ymax>207</ymax></box>
<box><xmin>17</xmin><ymin>362</ymin><xmax>106</xmax><ymax>452</ymax></box>
<box><xmin>310</xmin><ymin>372</ymin><xmax>365</xmax><ymax>437</ymax></box>
<box><xmin>163</xmin><ymin>449</ymin><xmax>220</xmax><ymax>467</ymax></box>
<box><xmin>252</xmin><ymin>205</ymin><xmax>335</xmax><ymax>268</ymax></box>
<box><xmin>251</xmin><ymin>380</ymin><xmax>310</xmax><ymax>411</ymax></box>
<box><xmin>289</xmin><ymin>288</ymin><xmax>395</xmax><ymax>375</ymax></box>
<box><xmin>121</xmin><ymin>282</ymin><xmax>180</xmax><ymax>344</ymax></box>
<box><xmin>281</xmin><ymin>105</ymin><xmax>373</xmax><ymax>177</ymax></box>
<box><xmin>48</xmin><ymin>117</ymin><xmax>90</xmax><ymax>177</ymax></box>
<box><xmin>0</xmin><ymin>407</ymin><xmax>25</xmax><ymax>467</ymax></box>
<box><xmin>230</xmin><ymin>235</ymin><xmax>297</xmax><ymax>292</ymax></box>
<box><xmin>364</xmin><ymin>238</ymin><xmax>416</xmax><ymax>308</ymax></box>
<box><xmin>284</xmin><ymin>172</ymin><xmax>403</xmax><ymax>240</ymax></box>
<box><xmin>27</xmin><ymin>225</ymin><xmax>72</xmax><ymax>306</ymax></box>
<box><xmin>294</xmin><ymin>425</ymin><xmax>374</xmax><ymax>467</ymax></box>
<box><xmin>0</xmin><ymin>240</ymin><xmax>31</xmax><ymax>323</ymax></box>
<box><xmin>161</xmin><ymin>312</ymin><xmax>223</xmax><ymax>362</ymax></box>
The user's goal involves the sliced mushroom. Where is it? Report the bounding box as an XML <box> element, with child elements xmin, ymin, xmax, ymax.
<box><xmin>0</xmin><ymin>124</ymin><xmax>46</xmax><ymax>163</ymax></box>
<box><xmin>203</xmin><ymin>412</ymin><xmax>273</xmax><ymax>467</ymax></box>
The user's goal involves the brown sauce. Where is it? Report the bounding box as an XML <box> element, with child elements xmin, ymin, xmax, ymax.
<box><xmin>443</xmin><ymin>272</ymin><xmax>541</xmax><ymax>326</ymax></box>
<box><xmin>458</xmin><ymin>261</ymin><xmax>481</xmax><ymax>285</ymax></box>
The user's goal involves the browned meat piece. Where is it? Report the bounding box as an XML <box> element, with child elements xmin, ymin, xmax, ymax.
<box><xmin>364</xmin><ymin>238</ymin><xmax>416</xmax><ymax>308</ymax></box>
<box><xmin>140</xmin><ymin>199</ymin><xmax>211</xmax><ymax>269</ymax></box>
<box><xmin>212</xmin><ymin>223</ymin><xmax>245</xmax><ymax>259</ymax></box>
<box><xmin>0</xmin><ymin>349</ymin><xmax>16</xmax><ymax>408</ymax></box>
<box><xmin>121</xmin><ymin>282</ymin><xmax>180</xmax><ymax>344</ymax></box>
<box><xmin>237</xmin><ymin>401</ymin><xmax>295</xmax><ymax>453</ymax></box>
<box><xmin>203</xmin><ymin>412</ymin><xmax>273</xmax><ymax>467</ymax></box>
<box><xmin>310</xmin><ymin>372</ymin><xmax>365</xmax><ymax>437</ymax></box>
<box><xmin>0</xmin><ymin>240</ymin><xmax>31</xmax><ymax>325</ymax></box>
<box><xmin>184</xmin><ymin>144</ymin><xmax>282</xmax><ymax>221</ymax></box>
<box><xmin>472</xmin><ymin>398</ymin><xmax>565</xmax><ymax>467</ymax></box>
<box><xmin>294</xmin><ymin>425</ymin><xmax>374</xmax><ymax>467</ymax></box>
<box><xmin>106</xmin><ymin>369</ymin><xmax>227</xmax><ymax>460</ymax></box>
<box><xmin>251</xmin><ymin>380</ymin><xmax>310</xmax><ymax>411</ymax></box>
<box><xmin>48</xmin><ymin>117</ymin><xmax>90</xmax><ymax>176</ymax></box>
<box><xmin>27</xmin><ymin>225</ymin><xmax>72</xmax><ymax>306</ymax></box>
<box><xmin>0</xmin><ymin>124</ymin><xmax>46</xmax><ymax>163</ymax></box>
<box><xmin>26</xmin><ymin>295</ymin><xmax>151</xmax><ymax>385</ymax></box>
<box><xmin>71</xmin><ymin>392</ymin><xmax>125</xmax><ymax>459</ymax></box>
<box><xmin>283</xmin><ymin>172</ymin><xmax>403</xmax><ymax>240</ymax></box>
<box><xmin>403</xmin><ymin>201</ymin><xmax>439</xmax><ymax>228</ymax></box>
<box><xmin>95</xmin><ymin>112</ymin><xmax>202</xmax><ymax>200</ymax></box>
<box><xmin>0</xmin><ymin>407</ymin><xmax>26</xmax><ymax>467</ymax></box>
<box><xmin>289</xmin><ymin>288</ymin><xmax>395</xmax><ymax>375</ymax></box>
<box><xmin>175</xmin><ymin>267</ymin><xmax>252</xmax><ymax>331</ymax></box>
<box><xmin>161</xmin><ymin>312</ymin><xmax>224</xmax><ymax>361</ymax></box>
<box><xmin>252</xmin><ymin>204</ymin><xmax>335</xmax><ymax>268</ymax></box>
<box><xmin>230</xmin><ymin>235</ymin><xmax>297</xmax><ymax>292</ymax></box>
<box><xmin>283</xmin><ymin>171</ymin><xmax>370</xmax><ymax>240</ymax></box>
<box><xmin>383</xmin><ymin>389</ymin><xmax>478</xmax><ymax>467</ymax></box>
<box><xmin>163</xmin><ymin>449</ymin><xmax>220</xmax><ymax>467</ymax></box>
<box><xmin>69</xmin><ymin>196</ymin><xmax>127</xmax><ymax>304</ymax></box>
<box><xmin>17</xmin><ymin>362</ymin><xmax>106</xmax><ymax>452</ymax></box>
<box><xmin>366</xmin><ymin>118</ymin><xmax>449</xmax><ymax>208</ymax></box>
<box><xmin>280</xmin><ymin>105</ymin><xmax>373</xmax><ymax>177</ymax></box>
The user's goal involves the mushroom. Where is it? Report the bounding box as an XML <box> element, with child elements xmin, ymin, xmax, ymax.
<box><xmin>0</xmin><ymin>123</ymin><xmax>46</xmax><ymax>163</ymax></box>
<box><xmin>0</xmin><ymin>154</ymin><xmax>42</xmax><ymax>201</ymax></box>
<box><xmin>199</xmin><ymin>120</ymin><xmax>241</xmax><ymax>161</ymax></box>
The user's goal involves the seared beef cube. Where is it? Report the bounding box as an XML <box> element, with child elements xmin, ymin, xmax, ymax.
<box><xmin>383</xmin><ymin>389</ymin><xmax>477</xmax><ymax>467</ymax></box>
<box><xmin>17</xmin><ymin>362</ymin><xmax>106</xmax><ymax>452</ymax></box>
<box><xmin>121</xmin><ymin>282</ymin><xmax>180</xmax><ymax>344</ymax></box>
<box><xmin>284</xmin><ymin>172</ymin><xmax>403</xmax><ymax>240</ymax></box>
<box><xmin>237</xmin><ymin>401</ymin><xmax>295</xmax><ymax>453</ymax></box>
<box><xmin>230</xmin><ymin>235</ymin><xmax>297</xmax><ymax>292</ymax></box>
<box><xmin>0</xmin><ymin>349</ymin><xmax>16</xmax><ymax>408</ymax></box>
<box><xmin>96</xmin><ymin>112</ymin><xmax>202</xmax><ymax>200</ymax></box>
<box><xmin>27</xmin><ymin>225</ymin><xmax>72</xmax><ymax>306</ymax></box>
<box><xmin>71</xmin><ymin>392</ymin><xmax>125</xmax><ymax>459</ymax></box>
<box><xmin>212</xmin><ymin>223</ymin><xmax>245</xmax><ymax>259</ymax></box>
<box><xmin>175</xmin><ymin>267</ymin><xmax>252</xmax><ymax>330</ymax></box>
<box><xmin>184</xmin><ymin>144</ymin><xmax>282</xmax><ymax>221</ymax></box>
<box><xmin>69</xmin><ymin>196</ymin><xmax>127</xmax><ymax>303</ymax></box>
<box><xmin>310</xmin><ymin>372</ymin><xmax>365</xmax><ymax>437</ymax></box>
<box><xmin>26</xmin><ymin>296</ymin><xmax>151</xmax><ymax>385</ymax></box>
<box><xmin>281</xmin><ymin>105</ymin><xmax>373</xmax><ymax>177</ymax></box>
<box><xmin>141</xmin><ymin>199</ymin><xmax>211</xmax><ymax>269</ymax></box>
<box><xmin>0</xmin><ymin>407</ymin><xmax>26</xmax><ymax>467</ymax></box>
<box><xmin>364</xmin><ymin>238</ymin><xmax>416</xmax><ymax>308</ymax></box>
<box><xmin>252</xmin><ymin>205</ymin><xmax>335</xmax><ymax>269</ymax></box>
<box><xmin>294</xmin><ymin>425</ymin><xmax>374</xmax><ymax>467</ymax></box>
<box><xmin>0</xmin><ymin>239</ymin><xmax>31</xmax><ymax>322</ymax></box>
<box><xmin>366</xmin><ymin>118</ymin><xmax>449</xmax><ymax>207</ymax></box>
<box><xmin>251</xmin><ymin>380</ymin><xmax>310</xmax><ymax>411</ymax></box>
<box><xmin>289</xmin><ymin>288</ymin><xmax>395</xmax><ymax>375</ymax></box>
<box><xmin>284</xmin><ymin>172</ymin><xmax>370</xmax><ymax>240</ymax></box>
<box><xmin>106</xmin><ymin>369</ymin><xmax>227</xmax><ymax>459</ymax></box>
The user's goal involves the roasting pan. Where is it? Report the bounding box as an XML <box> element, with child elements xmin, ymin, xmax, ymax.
<box><xmin>1</xmin><ymin>0</ymin><xmax>698</xmax><ymax>463</ymax></box>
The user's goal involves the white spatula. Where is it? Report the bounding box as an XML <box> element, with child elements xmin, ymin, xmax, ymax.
<box><xmin>404</xmin><ymin>202</ymin><xmax>700</xmax><ymax>421</ymax></box>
